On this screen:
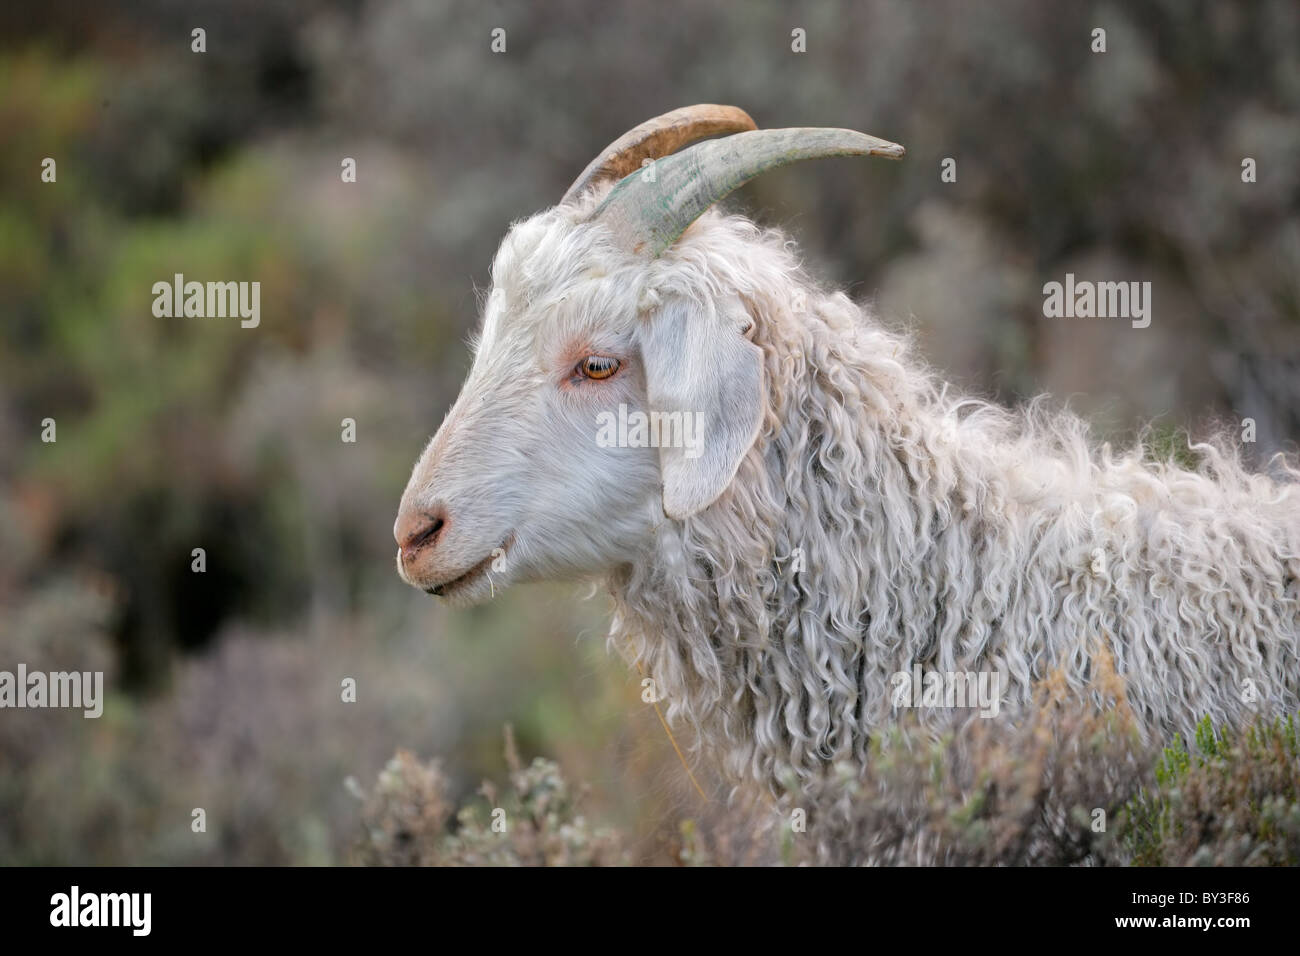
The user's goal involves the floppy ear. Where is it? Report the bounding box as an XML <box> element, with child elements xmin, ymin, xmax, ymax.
<box><xmin>637</xmin><ymin>297</ymin><xmax>764</xmax><ymax>519</ymax></box>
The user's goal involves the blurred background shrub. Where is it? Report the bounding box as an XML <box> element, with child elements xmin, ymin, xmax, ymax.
<box><xmin>0</xmin><ymin>0</ymin><xmax>1296</xmax><ymax>863</ymax></box>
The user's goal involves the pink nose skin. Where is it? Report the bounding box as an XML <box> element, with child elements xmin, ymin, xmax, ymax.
<box><xmin>395</xmin><ymin>509</ymin><xmax>446</xmax><ymax>567</ymax></box>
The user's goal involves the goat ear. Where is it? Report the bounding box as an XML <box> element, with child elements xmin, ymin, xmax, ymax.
<box><xmin>637</xmin><ymin>297</ymin><xmax>764</xmax><ymax>519</ymax></box>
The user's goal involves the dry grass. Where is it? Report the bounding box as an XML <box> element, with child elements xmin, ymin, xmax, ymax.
<box><xmin>351</xmin><ymin>728</ymin><xmax>626</xmax><ymax>866</ymax></box>
<box><xmin>352</xmin><ymin>651</ymin><xmax>1300</xmax><ymax>866</ymax></box>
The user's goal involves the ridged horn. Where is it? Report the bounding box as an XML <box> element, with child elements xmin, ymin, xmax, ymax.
<box><xmin>589</xmin><ymin>127</ymin><xmax>905</xmax><ymax>258</ymax></box>
<box><xmin>561</xmin><ymin>104</ymin><xmax>758</xmax><ymax>204</ymax></box>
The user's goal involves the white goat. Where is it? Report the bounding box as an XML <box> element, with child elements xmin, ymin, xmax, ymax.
<box><xmin>395</xmin><ymin>105</ymin><xmax>1300</xmax><ymax>793</ymax></box>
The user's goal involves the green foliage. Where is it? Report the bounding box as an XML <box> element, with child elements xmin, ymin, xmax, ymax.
<box><xmin>1142</xmin><ymin>423</ymin><xmax>1203</xmax><ymax>472</ymax></box>
<box><xmin>1121</xmin><ymin>713</ymin><xmax>1300</xmax><ymax>866</ymax></box>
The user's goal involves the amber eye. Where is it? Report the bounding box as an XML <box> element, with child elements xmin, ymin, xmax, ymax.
<box><xmin>578</xmin><ymin>355</ymin><xmax>620</xmax><ymax>380</ymax></box>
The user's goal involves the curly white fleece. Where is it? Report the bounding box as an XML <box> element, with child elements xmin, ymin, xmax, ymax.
<box><xmin>604</xmin><ymin>210</ymin><xmax>1300</xmax><ymax>792</ymax></box>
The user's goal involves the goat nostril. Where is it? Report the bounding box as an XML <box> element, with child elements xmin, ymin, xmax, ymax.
<box><xmin>400</xmin><ymin>512</ymin><xmax>446</xmax><ymax>559</ymax></box>
<box><xmin>414</xmin><ymin>517</ymin><xmax>444</xmax><ymax>549</ymax></box>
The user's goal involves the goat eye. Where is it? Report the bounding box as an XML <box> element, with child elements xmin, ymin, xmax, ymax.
<box><xmin>578</xmin><ymin>355</ymin><xmax>620</xmax><ymax>380</ymax></box>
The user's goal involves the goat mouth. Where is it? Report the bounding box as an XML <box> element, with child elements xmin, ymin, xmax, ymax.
<box><xmin>424</xmin><ymin>535</ymin><xmax>513</xmax><ymax>597</ymax></box>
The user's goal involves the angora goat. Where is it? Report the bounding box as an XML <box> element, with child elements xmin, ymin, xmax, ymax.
<box><xmin>395</xmin><ymin>105</ymin><xmax>1300</xmax><ymax>792</ymax></box>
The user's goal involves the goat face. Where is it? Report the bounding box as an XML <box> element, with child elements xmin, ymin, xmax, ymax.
<box><xmin>393</xmin><ymin>106</ymin><xmax>903</xmax><ymax>603</ymax></box>
<box><xmin>394</xmin><ymin>214</ymin><xmax>661</xmax><ymax>603</ymax></box>
<box><xmin>393</xmin><ymin>210</ymin><xmax>766</xmax><ymax>604</ymax></box>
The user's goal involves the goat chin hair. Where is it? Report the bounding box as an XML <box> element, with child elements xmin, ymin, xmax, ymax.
<box><xmin>595</xmin><ymin>207</ymin><xmax>1300</xmax><ymax>795</ymax></box>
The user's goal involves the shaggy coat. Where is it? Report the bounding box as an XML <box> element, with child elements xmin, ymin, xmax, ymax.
<box><xmin>597</xmin><ymin>208</ymin><xmax>1300</xmax><ymax>792</ymax></box>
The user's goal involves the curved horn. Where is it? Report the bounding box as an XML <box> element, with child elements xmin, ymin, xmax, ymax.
<box><xmin>589</xmin><ymin>127</ymin><xmax>904</xmax><ymax>258</ymax></box>
<box><xmin>561</xmin><ymin>104</ymin><xmax>758</xmax><ymax>204</ymax></box>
